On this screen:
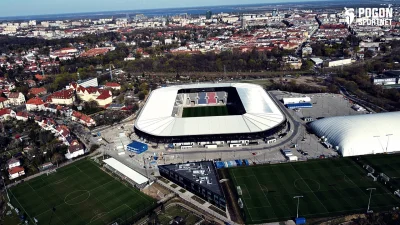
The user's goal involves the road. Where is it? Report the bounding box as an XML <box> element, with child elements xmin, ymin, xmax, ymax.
<box><xmin>339</xmin><ymin>85</ymin><xmax>386</xmax><ymax>113</ymax></box>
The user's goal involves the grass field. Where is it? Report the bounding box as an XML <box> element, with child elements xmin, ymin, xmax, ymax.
<box><xmin>229</xmin><ymin>158</ymin><xmax>400</xmax><ymax>224</ymax></box>
<box><xmin>9</xmin><ymin>159</ymin><xmax>155</xmax><ymax>225</ymax></box>
<box><xmin>182</xmin><ymin>106</ymin><xmax>229</xmax><ymax>117</ymax></box>
<box><xmin>361</xmin><ymin>154</ymin><xmax>400</xmax><ymax>187</ymax></box>
<box><xmin>157</xmin><ymin>205</ymin><xmax>202</xmax><ymax>225</ymax></box>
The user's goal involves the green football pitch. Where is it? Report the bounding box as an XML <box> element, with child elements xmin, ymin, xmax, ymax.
<box><xmin>9</xmin><ymin>159</ymin><xmax>155</xmax><ymax>225</ymax></box>
<box><xmin>182</xmin><ymin>106</ymin><xmax>229</xmax><ymax>117</ymax></box>
<box><xmin>229</xmin><ymin>158</ymin><xmax>400</xmax><ymax>224</ymax></box>
<box><xmin>361</xmin><ymin>154</ymin><xmax>400</xmax><ymax>178</ymax></box>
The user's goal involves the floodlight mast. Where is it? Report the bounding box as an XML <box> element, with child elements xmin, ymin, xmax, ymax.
<box><xmin>366</xmin><ymin>188</ymin><xmax>376</xmax><ymax>213</ymax></box>
<box><xmin>293</xmin><ymin>195</ymin><xmax>303</xmax><ymax>218</ymax></box>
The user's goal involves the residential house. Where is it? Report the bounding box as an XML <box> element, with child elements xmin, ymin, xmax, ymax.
<box><xmin>105</xmin><ymin>82</ymin><xmax>121</xmax><ymax>90</ymax></box>
<box><xmin>29</xmin><ymin>87</ymin><xmax>47</xmax><ymax>96</ymax></box>
<box><xmin>7</xmin><ymin>158</ymin><xmax>21</xmax><ymax>169</ymax></box>
<box><xmin>25</xmin><ymin>80</ymin><xmax>37</xmax><ymax>87</ymax></box>
<box><xmin>44</xmin><ymin>103</ymin><xmax>58</xmax><ymax>113</ymax></box>
<box><xmin>16</xmin><ymin>111</ymin><xmax>30</xmax><ymax>121</ymax></box>
<box><xmin>0</xmin><ymin>97</ymin><xmax>8</xmax><ymax>108</ymax></box>
<box><xmin>65</xmin><ymin>139</ymin><xmax>85</xmax><ymax>159</ymax></box>
<box><xmin>8</xmin><ymin>166</ymin><xmax>25</xmax><ymax>180</ymax></box>
<box><xmin>47</xmin><ymin>89</ymin><xmax>75</xmax><ymax>105</ymax></box>
<box><xmin>96</xmin><ymin>91</ymin><xmax>112</xmax><ymax>107</ymax></box>
<box><xmin>71</xmin><ymin>111</ymin><xmax>96</xmax><ymax>127</ymax></box>
<box><xmin>56</xmin><ymin>125</ymin><xmax>70</xmax><ymax>145</ymax></box>
<box><xmin>0</xmin><ymin>108</ymin><xmax>16</xmax><ymax>121</ymax></box>
<box><xmin>7</xmin><ymin>92</ymin><xmax>25</xmax><ymax>105</ymax></box>
<box><xmin>26</xmin><ymin>97</ymin><xmax>46</xmax><ymax>111</ymax></box>
<box><xmin>76</xmin><ymin>86</ymin><xmax>112</xmax><ymax>107</ymax></box>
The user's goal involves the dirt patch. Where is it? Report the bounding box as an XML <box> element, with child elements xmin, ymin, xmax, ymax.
<box><xmin>142</xmin><ymin>182</ymin><xmax>172</xmax><ymax>200</ymax></box>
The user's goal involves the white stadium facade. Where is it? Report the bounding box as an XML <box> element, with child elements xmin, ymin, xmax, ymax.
<box><xmin>310</xmin><ymin>112</ymin><xmax>400</xmax><ymax>157</ymax></box>
<box><xmin>134</xmin><ymin>83</ymin><xmax>286</xmax><ymax>143</ymax></box>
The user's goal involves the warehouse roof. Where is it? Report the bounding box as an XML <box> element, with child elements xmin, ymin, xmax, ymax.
<box><xmin>310</xmin><ymin>112</ymin><xmax>400</xmax><ymax>157</ymax></box>
<box><xmin>103</xmin><ymin>158</ymin><xmax>148</xmax><ymax>185</ymax></box>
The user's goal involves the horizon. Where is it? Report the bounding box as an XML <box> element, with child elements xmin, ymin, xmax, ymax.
<box><xmin>0</xmin><ymin>0</ymin><xmax>329</xmax><ymax>18</ymax></box>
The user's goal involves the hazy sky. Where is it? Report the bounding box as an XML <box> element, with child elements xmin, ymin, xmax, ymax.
<box><xmin>0</xmin><ymin>0</ymin><xmax>320</xmax><ymax>17</ymax></box>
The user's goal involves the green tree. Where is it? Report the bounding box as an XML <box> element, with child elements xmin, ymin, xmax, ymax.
<box><xmin>51</xmin><ymin>153</ymin><xmax>64</xmax><ymax>167</ymax></box>
<box><xmin>138</xmin><ymin>92</ymin><xmax>146</xmax><ymax>100</ymax></box>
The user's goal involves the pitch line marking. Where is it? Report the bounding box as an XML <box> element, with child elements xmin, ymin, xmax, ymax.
<box><xmin>293</xmin><ymin>178</ymin><xmax>321</xmax><ymax>192</ymax></box>
<box><xmin>251</xmin><ymin>170</ymin><xmax>271</xmax><ymax>207</ymax></box>
<box><xmin>290</xmin><ymin>163</ymin><xmax>329</xmax><ymax>213</ymax></box>
<box><xmin>64</xmin><ymin>190</ymin><xmax>91</xmax><ymax>205</ymax></box>
<box><xmin>231</xmin><ymin>172</ymin><xmax>255</xmax><ymax>222</ymax></box>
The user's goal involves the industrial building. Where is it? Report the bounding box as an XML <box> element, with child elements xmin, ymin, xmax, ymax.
<box><xmin>309</xmin><ymin>112</ymin><xmax>400</xmax><ymax>157</ymax></box>
<box><xmin>282</xmin><ymin>97</ymin><xmax>311</xmax><ymax>105</ymax></box>
<box><xmin>286</xmin><ymin>102</ymin><xmax>312</xmax><ymax>109</ymax></box>
<box><xmin>325</xmin><ymin>58</ymin><xmax>352</xmax><ymax>67</ymax></box>
<box><xmin>134</xmin><ymin>83</ymin><xmax>286</xmax><ymax>143</ymax></box>
<box><xmin>158</xmin><ymin>161</ymin><xmax>226</xmax><ymax>209</ymax></box>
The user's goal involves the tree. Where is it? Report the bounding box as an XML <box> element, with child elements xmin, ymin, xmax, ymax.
<box><xmin>138</xmin><ymin>92</ymin><xmax>146</xmax><ymax>100</ymax></box>
<box><xmin>51</xmin><ymin>153</ymin><xmax>64</xmax><ymax>167</ymax></box>
<box><xmin>90</xmin><ymin>144</ymin><xmax>100</xmax><ymax>152</ymax></box>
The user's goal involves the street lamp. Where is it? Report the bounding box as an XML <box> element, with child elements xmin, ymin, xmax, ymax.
<box><xmin>386</xmin><ymin>134</ymin><xmax>393</xmax><ymax>153</ymax></box>
<box><xmin>366</xmin><ymin>188</ymin><xmax>376</xmax><ymax>213</ymax></box>
<box><xmin>2</xmin><ymin>176</ymin><xmax>9</xmax><ymax>201</ymax></box>
<box><xmin>293</xmin><ymin>196</ymin><xmax>303</xmax><ymax>218</ymax></box>
<box><xmin>373</xmin><ymin>136</ymin><xmax>383</xmax><ymax>153</ymax></box>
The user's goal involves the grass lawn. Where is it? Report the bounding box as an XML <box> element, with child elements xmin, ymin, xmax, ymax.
<box><xmin>229</xmin><ymin>158</ymin><xmax>400</xmax><ymax>224</ymax></box>
<box><xmin>157</xmin><ymin>205</ymin><xmax>202</xmax><ymax>225</ymax></box>
<box><xmin>182</xmin><ymin>106</ymin><xmax>229</xmax><ymax>117</ymax></box>
<box><xmin>9</xmin><ymin>159</ymin><xmax>155</xmax><ymax>225</ymax></box>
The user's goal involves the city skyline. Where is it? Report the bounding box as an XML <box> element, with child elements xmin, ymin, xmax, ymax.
<box><xmin>1</xmin><ymin>0</ymin><xmax>325</xmax><ymax>17</ymax></box>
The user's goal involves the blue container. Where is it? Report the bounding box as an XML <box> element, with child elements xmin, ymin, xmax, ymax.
<box><xmin>295</xmin><ymin>217</ymin><xmax>306</xmax><ymax>224</ymax></box>
<box><xmin>235</xmin><ymin>160</ymin><xmax>242</xmax><ymax>166</ymax></box>
<box><xmin>127</xmin><ymin>141</ymin><xmax>148</xmax><ymax>154</ymax></box>
<box><xmin>215</xmin><ymin>161</ymin><xmax>225</xmax><ymax>169</ymax></box>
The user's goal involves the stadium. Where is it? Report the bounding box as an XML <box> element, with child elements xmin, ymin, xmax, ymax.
<box><xmin>134</xmin><ymin>83</ymin><xmax>286</xmax><ymax>143</ymax></box>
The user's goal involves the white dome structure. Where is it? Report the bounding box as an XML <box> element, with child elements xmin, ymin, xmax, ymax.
<box><xmin>309</xmin><ymin>112</ymin><xmax>400</xmax><ymax>157</ymax></box>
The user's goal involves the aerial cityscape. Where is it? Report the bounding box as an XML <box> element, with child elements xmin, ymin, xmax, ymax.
<box><xmin>1</xmin><ymin>0</ymin><xmax>400</xmax><ymax>224</ymax></box>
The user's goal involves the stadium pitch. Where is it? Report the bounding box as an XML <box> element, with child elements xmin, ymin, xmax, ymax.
<box><xmin>229</xmin><ymin>158</ymin><xmax>400</xmax><ymax>224</ymax></box>
<box><xmin>9</xmin><ymin>159</ymin><xmax>155</xmax><ymax>225</ymax></box>
<box><xmin>182</xmin><ymin>106</ymin><xmax>229</xmax><ymax>117</ymax></box>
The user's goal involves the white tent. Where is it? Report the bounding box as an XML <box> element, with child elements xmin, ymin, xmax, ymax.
<box><xmin>310</xmin><ymin>112</ymin><xmax>400</xmax><ymax>157</ymax></box>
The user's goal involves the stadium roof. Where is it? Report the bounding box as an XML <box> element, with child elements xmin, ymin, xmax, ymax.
<box><xmin>135</xmin><ymin>83</ymin><xmax>285</xmax><ymax>137</ymax></box>
<box><xmin>310</xmin><ymin>112</ymin><xmax>400</xmax><ymax>157</ymax></box>
<box><xmin>103</xmin><ymin>158</ymin><xmax>148</xmax><ymax>185</ymax></box>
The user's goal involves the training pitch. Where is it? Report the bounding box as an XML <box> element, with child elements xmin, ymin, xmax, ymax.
<box><xmin>182</xmin><ymin>106</ymin><xmax>229</xmax><ymax>117</ymax></box>
<box><xmin>229</xmin><ymin>158</ymin><xmax>400</xmax><ymax>224</ymax></box>
<box><xmin>9</xmin><ymin>159</ymin><xmax>155</xmax><ymax>225</ymax></box>
<box><xmin>361</xmin><ymin>154</ymin><xmax>400</xmax><ymax>178</ymax></box>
